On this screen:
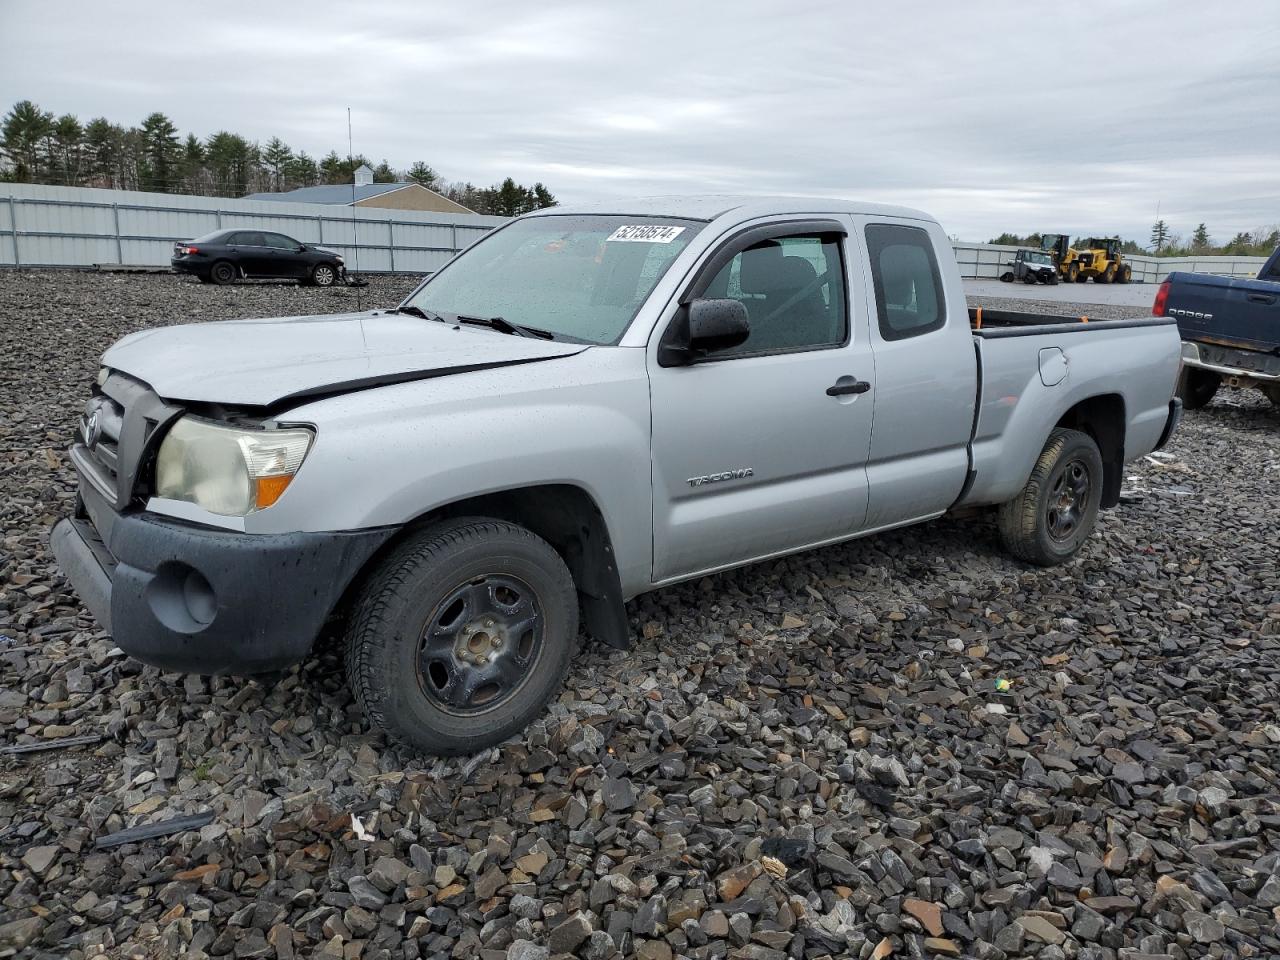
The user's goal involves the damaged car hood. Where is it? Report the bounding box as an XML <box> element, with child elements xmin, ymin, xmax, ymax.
<box><xmin>101</xmin><ymin>310</ymin><xmax>587</xmax><ymax>407</ymax></box>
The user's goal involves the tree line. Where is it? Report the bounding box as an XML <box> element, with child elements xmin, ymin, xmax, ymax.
<box><xmin>988</xmin><ymin>223</ymin><xmax>1280</xmax><ymax>258</ymax></box>
<box><xmin>0</xmin><ymin>99</ymin><xmax>557</xmax><ymax>217</ymax></box>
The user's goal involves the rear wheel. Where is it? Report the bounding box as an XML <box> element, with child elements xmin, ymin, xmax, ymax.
<box><xmin>1176</xmin><ymin>367</ymin><xmax>1221</xmax><ymax>409</ymax></box>
<box><xmin>997</xmin><ymin>428</ymin><xmax>1103</xmax><ymax>566</ymax></box>
<box><xmin>1066</xmin><ymin>263</ymin><xmax>1079</xmax><ymax>283</ymax></box>
<box><xmin>209</xmin><ymin>261</ymin><xmax>236</xmax><ymax>285</ymax></box>
<box><xmin>1262</xmin><ymin>384</ymin><xmax>1280</xmax><ymax>407</ymax></box>
<box><xmin>343</xmin><ymin>518</ymin><xmax>578</xmax><ymax>756</ymax></box>
<box><xmin>311</xmin><ymin>262</ymin><xmax>338</xmax><ymax>287</ymax></box>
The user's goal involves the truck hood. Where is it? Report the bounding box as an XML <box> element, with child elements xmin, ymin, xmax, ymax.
<box><xmin>101</xmin><ymin>311</ymin><xmax>587</xmax><ymax>407</ymax></box>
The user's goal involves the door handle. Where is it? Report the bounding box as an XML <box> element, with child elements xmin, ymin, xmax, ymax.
<box><xmin>1246</xmin><ymin>293</ymin><xmax>1276</xmax><ymax>304</ymax></box>
<box><xmin>826</xmin><ymin>376</ymin><xmax>871</xmax><ymax>397</ymax></box>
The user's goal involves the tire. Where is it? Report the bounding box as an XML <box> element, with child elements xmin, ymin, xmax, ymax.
<box><xmin>1117</xmin><ymin>264</ymin><xmax>1131</xmax><ymax>284</ymax></box>
<box><xmin>1262</xmin><ymin>384</ymin><xmax>1280</xmax><ymax>407</ymax></box>
<box><xmin>1176</xmin><ymin>367</ymin><xmax>1221</xmax><ymax>410</ymax></box>
<box><xmin>1046</xmin><ymin>272</ymin><xmax>1059</xmax><ymax>286</ymax></box>
<box><xmin>209</xmin><ymin>261</ymin><xmax>236</xmax><ymax>285</ymax></box>
<box><xmin>311</xmin><ymin>262</ymin><xmax>338</xmax><ymax>287</ymax></box>
<box><xmin>1022</xmin><ymin>271</ymin><xmax>1039</xmax><ymax>285</ymax></box>
<box><xmin>1066</xmin><ymin>263</ymin><xmax>1079</xmax><ymax>283</ymax></box>
<box><xmin>997</xmin><ymin>428</ymin><xmax>1104</xmax><ymax>567</ymax></box>
<box><xmin>344</xmin><ymin>518</ymin><xmax>579</xmax><ymax>756</ymax></box>
<box><xmin>1097</xmin><ymin>265</ymin><xmax>1115</xmax><ymax>283</ymax></box>
<box><xmin>1000</xmin><ymin>272</ymin><xmax>1014</xmax><ymax>283</ymax></box>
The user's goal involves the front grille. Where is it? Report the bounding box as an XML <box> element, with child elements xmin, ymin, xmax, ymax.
<box><xmin>80</xmin><ymin>395</ymin><xmax>125</xmax><ymax>494</ymax></box>
<box><xmin>71</xmin><ymin>372</ymin><xmax>183</xmax><ymax>510</ymax></box>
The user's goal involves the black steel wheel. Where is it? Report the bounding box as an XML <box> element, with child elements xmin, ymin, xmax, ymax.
<box><xmin>210</xmin><ymin>261</ymin><xmax>236</xmax><ymax>285</ymax></box>
<box><xmin>417</xmin><ymin>574</ymin><xmax>544</xmax><ymax>714</ymax></box>
<box><xmin>997</xmin><ymin>428</ymin><xmax>1103</xmax><ymax>566</ymax></box>
<box><xmin>312</xmin><ymin>262</ymin><xmax>337</xmax><ymax>287</ymax></box>
<box><xmin>344</xmin><ymin>517</ymin><xmax>578</xmax><ymax>756</ymax></box>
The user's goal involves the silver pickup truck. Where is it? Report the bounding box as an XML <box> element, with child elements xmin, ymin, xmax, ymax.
<box><xmin>52</xmin><ymin>196</ymin><xmax>1183</xmax><ymax>755</ymax></box>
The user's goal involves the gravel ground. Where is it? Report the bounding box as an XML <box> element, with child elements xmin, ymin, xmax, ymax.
<box><xmin>1</xmin><ymin>271</ymin><xmax>1278</xmax><ymax>960</ymax></box>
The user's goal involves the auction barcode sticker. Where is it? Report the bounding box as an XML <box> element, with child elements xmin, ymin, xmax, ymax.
<box><xmin>606</xmin><ymin>225</ymin><xmax>687</xmax><ymax>243</ymax></box>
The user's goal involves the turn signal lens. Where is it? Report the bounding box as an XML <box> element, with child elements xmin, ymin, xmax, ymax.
<box><xmin>254</xmin><ymin>474</ymin><xmax>294</xmax><ymax>509</ymax></box>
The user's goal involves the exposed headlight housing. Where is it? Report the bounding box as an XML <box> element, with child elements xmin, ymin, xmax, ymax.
<box><xmin>155</xmin><ymin>417</ymin><xmax>314</xmax><ymax>516</ymax></box>
<box><xmin>97</xmin><ymin>366</ymin><xmax>110</xmax><ymax>387</ymax></box>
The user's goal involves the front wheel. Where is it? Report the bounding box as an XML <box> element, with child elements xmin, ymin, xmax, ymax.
<box><xmin>311</xmin><ymin>263</ymin><xmax>338</xmax><ymax>287</ymax></box>
<box><xmin>1116</xmin><ymin>264</ymin><xmax>1132</xmax><ymax>283</ymax></box>
<box><xmin>344</xmin><ymin>518</ymin><xmax>578</xmax><ymax>756</ymax></box>
<box><xmin>1066</xmin><ymin>263</ymin><xmax>1079</xmax><ymax>283</ymax></box>
<box><xmin>997</xmin><ymin>428</ymin><xmax>1103</xmax><ymax>566</ymax></box>
<box><xmin>1176</xmin><ymin>367</ymin><xmax>1221</xmax><ymax>409</ymax></box>
<box><xmin>1022</xmin><ymin>271</ymin><xmax>1039</xmax><ymax>285</ymax></box>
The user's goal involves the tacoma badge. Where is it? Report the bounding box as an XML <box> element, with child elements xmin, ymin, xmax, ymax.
<box><xmin>687</xmin><ymin>468</ymin><xmax>754</xmax><ymax>487</ymax></box>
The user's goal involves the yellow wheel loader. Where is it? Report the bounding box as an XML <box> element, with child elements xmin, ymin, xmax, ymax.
<box><xmin>1041</xmin><ymin>234</ymin><xmax>1132</xmax><ymax>284</ymax></box>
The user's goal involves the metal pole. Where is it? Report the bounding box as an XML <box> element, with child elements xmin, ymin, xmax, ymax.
<box><xmin>451</xmin><ymin>224</ymin><xmax>458</xmax><ymax>254</ymax></box>
<box><xmin>111</xmin><ymin>203</ymin><xmax>123</xmax><ymax>265</ymax></box>
<box><xmin>317</xmin><ymin>214</ymin><xmax>324</xmax><ymax>244</ymax></box>
<box><xmin>6</xmin><ymin>196</ymin><xmax>18</xmax><ymax>267</ymax></box>
<box><xmin>388</xmin><ymin>218</ymin><xmax>395</xmax><ymax>272</ymax></box>
<box><xmin>216</xmin><ymin>209</ymin><xmax>222</xmax><ymax>228</ymax></box>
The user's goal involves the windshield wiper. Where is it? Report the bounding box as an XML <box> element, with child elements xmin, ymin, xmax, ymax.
<box><xmin>389</xmin><ymin>304</ymin><xmax>447</xmax><ymax>323</ymax></box>
<box><xmin>455</xmin><ymin>315</ymin><xmax>555</xmax><ymax>340</ymax></box>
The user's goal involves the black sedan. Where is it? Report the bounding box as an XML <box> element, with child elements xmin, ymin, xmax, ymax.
<box><xmin>171</xmin><ymin>229</ymin><xmax>346</xmax><ymax>286</ymax></box>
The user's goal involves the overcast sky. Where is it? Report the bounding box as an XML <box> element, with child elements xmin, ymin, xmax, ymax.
<box><xmin>5</xmin><ymin>0</ymin><xmax>1278</xmax><ymax>243</ymax></box>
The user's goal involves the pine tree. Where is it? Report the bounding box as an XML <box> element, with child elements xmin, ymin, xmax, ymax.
<box><xmin>1</xmin><ymin>100</ymin><xmax>55</xmax><ymax>181</ymax></box>
<box><xmin>261</xmin><ymin>137</ymin><xmax>293</xmax><ymax>191</ymax></box>
<box><xmin>406</xmin><ymin>161</ymin><xmax>439</xmax><ymax>189</ymax></box>
<box><xmin>1191</xmin><ymin>223</ymin><xmax>1210</xmax><ymax>250</ymax></box>
<box><xmin>1149</xmin><ymin>220</ymin><xmax>1170</xmax><ymax>251</ymax></box>
<box><xmin>139</xmin><ymin>112</ymin><xmax>181</xmax><ymax>192</ymax></box>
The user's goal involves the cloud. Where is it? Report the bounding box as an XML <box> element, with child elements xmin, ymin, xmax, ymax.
<box><xmin>3</xmin><ymin>0</ymin><xmax>1277</xmax><ymax>242</ymax></box>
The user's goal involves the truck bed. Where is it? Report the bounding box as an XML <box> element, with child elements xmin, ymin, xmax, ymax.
<box><xmin>1162</xmin><ymin>269</ymin><xmax>1280</xmax><ymax>355</ymax></box>
<box><xmin>967</xmin><ymin>306</ymin><xmax>1174</xmax><ymax>337</ymax></box>
<box><xmin>960</xmin><ymin>308</ymin><xmax>1181</xmax><ymax>509</ymax></box>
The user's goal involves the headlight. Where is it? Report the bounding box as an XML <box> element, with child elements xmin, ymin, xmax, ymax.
<box><xmin>97</xmin><ymin>366</ymin><xmax>110</xmax><ymax>387</ymax></box>
<box><xmin>155</xmin><ymin>417</ymin><xmax>314</xmax><ymax>516</ymax></box>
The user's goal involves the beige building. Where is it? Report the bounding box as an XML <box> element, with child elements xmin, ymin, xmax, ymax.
<box><xmin>247</xmin><ymin>164</ymin><xmax>474</xmax><ymax>215</ymax></box>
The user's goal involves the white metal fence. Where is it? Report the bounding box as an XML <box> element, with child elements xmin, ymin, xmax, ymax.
<box><xmin>952</xmin><ymin>241</ymin><xmax>1268</xmax><ymax>283</ymax></box>
<box><xmin>1</xmin><ymin>183</ymin><xmax>1270</xmax><ymax>283</ymax></box>
<box><xmin>0</xmin><ymin>183</ymin><xmax>504</xmax><ymax>275</ymax></box>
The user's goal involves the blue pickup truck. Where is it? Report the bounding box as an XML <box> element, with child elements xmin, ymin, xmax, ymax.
<box><xmin>1156</xmin><ymin>247</ymin><xmax>1280</xmax><ymax>409</ymax></box>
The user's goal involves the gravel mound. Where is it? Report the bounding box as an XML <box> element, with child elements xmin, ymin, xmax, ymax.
<box><xmin>1</xmin><ymin>272</ymin><xmax>1278</xmax><ymax>960</ymax></box>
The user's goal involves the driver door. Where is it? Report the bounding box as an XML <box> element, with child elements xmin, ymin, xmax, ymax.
<box><xmin>647</xmin><ymin>219</ymin><xmax>875</xmax><ymax>582</ymax></box>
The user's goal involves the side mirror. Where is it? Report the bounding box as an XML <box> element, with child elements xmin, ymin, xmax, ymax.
<box><xmin>658</xmin><ymin>298</ymin><xmax>751</xmax><ymax>366</ymax></box>
<box><xmin>296</xmin><ymin>244</ymin><xmax>308</xmax><ymax>253</ymax></box>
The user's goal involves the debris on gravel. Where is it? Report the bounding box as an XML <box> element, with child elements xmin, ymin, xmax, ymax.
<box><xmin>1</xmin><ymin>271</ymin><xmax>1278</xmax><ymax>959</ymax></box>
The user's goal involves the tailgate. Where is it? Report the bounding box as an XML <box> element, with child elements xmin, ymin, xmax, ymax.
<box><xmin>1167</xmin><ymin>272</ymin><xmax>1280</xmax><ymax>352</ymax></box>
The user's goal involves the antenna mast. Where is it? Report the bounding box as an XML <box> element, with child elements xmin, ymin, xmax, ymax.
<box><xmin>347</xmin><ymin>107</ymin><xmax>363</xmax><ymax>310</ymax></box>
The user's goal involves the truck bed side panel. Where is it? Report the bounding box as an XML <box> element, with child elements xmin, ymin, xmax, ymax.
<box><xmin>1167</xmin><ymin>269</ymin><xmax>1280</xmax><ymax>353</ymax></box>
<box><xmin>961</xmin><ymin>321</ymin><xmax>1180</xmax><ymax>508</ymax></box>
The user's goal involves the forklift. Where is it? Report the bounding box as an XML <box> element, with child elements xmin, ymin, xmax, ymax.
<box><xmin>1041</xmin><ymin>234</ymin><xmax>1133</xmax><ymax>284</ymax></box>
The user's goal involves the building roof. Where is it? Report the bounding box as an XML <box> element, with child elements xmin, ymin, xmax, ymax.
<box><xmin>245</xmin><ymin>182</ymin><xmax>415</xmax><ymax>204</ymax></box>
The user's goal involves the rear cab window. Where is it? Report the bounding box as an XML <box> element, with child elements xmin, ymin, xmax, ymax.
<box><xmin>865</xmin><ymin>223</ymin><xmax>946</xmax><ymax>340</ymax></box>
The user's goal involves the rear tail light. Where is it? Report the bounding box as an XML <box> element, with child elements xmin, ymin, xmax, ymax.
<box><xmin>1152</xmin><ymin>278</ymin><xmax>1171</xmax><ymax>316</ymax></box>
<box><xmin>182</xmin><ymin>245</ymin><xmax>199</xmax><ymax>255</ymax></box>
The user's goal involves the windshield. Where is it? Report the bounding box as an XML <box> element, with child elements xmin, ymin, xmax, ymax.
<box><xmin>1026</xmin><ymin>252</ymin><xmax>1051</xmax><ymax>264</ymax></box>
<box><xmin>402</xmin><ymin>215</ymin><xmax>704</xmax><ymax>343</ymax></box>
